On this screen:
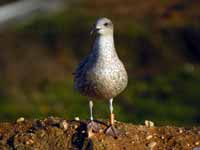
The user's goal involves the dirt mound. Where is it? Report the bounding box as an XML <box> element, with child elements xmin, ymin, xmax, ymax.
<box><xmin>0</xmin><ymin>117</ymin><xmax>199</xmax><ymax>150</ymax></box>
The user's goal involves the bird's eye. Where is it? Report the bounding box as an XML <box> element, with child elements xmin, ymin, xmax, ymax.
<box><xmin>104</xmin><ymin>23</ymin><xmax>109</xmax><ymax>26</ymax></box>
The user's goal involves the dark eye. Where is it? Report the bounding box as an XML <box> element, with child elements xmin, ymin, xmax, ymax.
<box><xmin>104</xmin><ymin>23</ymin><xmax>109</xmax><ymax>26</ymax></box>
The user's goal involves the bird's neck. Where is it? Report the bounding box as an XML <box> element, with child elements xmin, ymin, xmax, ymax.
<box><xmin>92</xmin><ymin>34</ymin><xmax>117</xmax><ymax>58</ymax></box>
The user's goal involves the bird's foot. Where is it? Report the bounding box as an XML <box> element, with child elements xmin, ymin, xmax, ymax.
<box><xmin>105</xmin><ymin>125</ymin><xmax>120</xmax><ymax>138</ymax></box>
<box><xmin>87</xmin><ymin>120</ymin><xmax>100</xmax><ymax>133</ymax></box>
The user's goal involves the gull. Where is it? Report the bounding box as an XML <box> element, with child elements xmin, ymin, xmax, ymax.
<box><xmin>74</xmin><ymin>17</ymin><xmax>128</xmax><ymax>137</ymax></box>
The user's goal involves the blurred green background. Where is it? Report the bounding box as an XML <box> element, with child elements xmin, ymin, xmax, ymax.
<box><xmin>0</xmin><ymin>0</ymin><xmax>199</xmax><ymax>126</ymax></box>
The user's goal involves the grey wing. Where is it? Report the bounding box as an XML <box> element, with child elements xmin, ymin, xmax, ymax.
<box><xmin>74</xmin><ymin>55</ymin><xmax>89</xmax><ymax>79</ymax></box>
<box><xmin>73</xmin><ymin>55</ymin><xmax>91</xmax><ymax>91</ymax></box>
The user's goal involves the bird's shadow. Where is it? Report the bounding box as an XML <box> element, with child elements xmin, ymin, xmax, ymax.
<box><xmin>71</xmin><ymin>120</ymin><xmax>108</xmax><ymax>150</ymax></box>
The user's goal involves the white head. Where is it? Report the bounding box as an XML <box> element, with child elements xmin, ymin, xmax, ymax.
<box><xmin>91</xmin><ymin>17</ymin><xmax>113</xmax><ymax>36</ymax></box>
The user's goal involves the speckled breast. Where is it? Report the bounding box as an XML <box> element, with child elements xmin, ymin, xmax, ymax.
<box><xmin>76</xmin><ymin>58</ymin><xmax>128</xmax><ymax>100</ymax></box>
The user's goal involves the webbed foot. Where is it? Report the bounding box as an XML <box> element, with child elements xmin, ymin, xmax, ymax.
<box><xmin>87</xmin><ymin>121</ymin><xmax>100</xmax><ymax>133</ymax></box>
<box><xmin>105</xmin><ymin>125</ymin><xmax>120</xmax><ymax>138</ymax></box>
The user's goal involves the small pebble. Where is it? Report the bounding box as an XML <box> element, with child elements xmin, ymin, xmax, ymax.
<box><xmin>74</xmin><ymin>117</ymin><xmax>80</xmax><ymax>121</ymax></box>
<box><xmin>161</xmin><ymin>135</ymin><xmax>165</xmax><ymax>139</ymax></box>
<box><xmin>148</xmin><ymin>142</ymin><xmax>157</xmax><ymax>149</ymax></box>
<box><xmin>81</xmin><ymin>130</ymin><xmax>86</xmax><ymax>133</ymax></box>
<box><xmin>99</xmin><ymin>129</ymin><xmax>104</xmax><ymax>133</ymax></box>
<box><xmin>146</xmin><ymin>135</ymin><xmax>153</xmax><ymax>140</ymax></box>
<box><xmin>125</xmin><ymin>132</ymin><xmax>129</xmax><ymax>135</ymax></box>
<box><xmin>59</xmin><ymin>120</ymin><xmax>68</xmax><ymax>131</ymax></box>
<box><xmin>88</xmin><ymin>130</ymin><xmax>94</xmax><ymax>138</ymax></box>
<box><xmin>36</xmin><ymin>120</ymin><xmax>45</xmax><ymax>128</ymax></box>
<box><xmin>179</xmin><ymin>128</ymin><xmax>183</xmax><ymax>133</ymax></box>
<box><xmin>133</xmin><ymin>135</ymin><xmax>139</xmax><ymax>141</ymax></box>
<box><xmin>74</xmin><ymin>125</ymin><xmax>78</xmax><ymax>129</ymax></box>
<box><xmin>26</xmin><ymin>139</ymin><xmax>34</xmax><ymax>145</ymax></box>
<box><xmin>16</xmin><ymin>117</ymin><xmax>25</xmax><ymax>123</ymax></box>
<box><xmin>145</xmin><ymin>120</ymin><xmax>154</xmax><ymax>127</ymax></box>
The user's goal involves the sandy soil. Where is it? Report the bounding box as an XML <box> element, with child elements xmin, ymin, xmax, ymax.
<box><xmin>0</xmin><ymin>117</ymin><xmax>199</xmax><ymax>150</ymax></box>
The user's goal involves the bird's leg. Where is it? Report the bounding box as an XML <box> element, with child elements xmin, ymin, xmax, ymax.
<box><xmin>87</xmin><ymin>100</ymin><xmax>99</xmax><ymax>133</ymax></box>
<box><xmin>109</xmin><ymin>98</ymin><xmax>114</xmax><ymax>125</ymax></box>
<box><xmin>105</xmin><ymin>98</ymin><xmax>119</xmax><ymax>137</ymax></box>
<box><xmin>89</xmin><ymin>100</ymin><xmax>94</xmax><ymax>121</ymax></box>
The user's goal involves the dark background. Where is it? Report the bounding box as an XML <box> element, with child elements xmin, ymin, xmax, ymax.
<box><xmin>0</xmin><ymin>0</ymin><xmax>199</xmax><ymax>126</ymax></box>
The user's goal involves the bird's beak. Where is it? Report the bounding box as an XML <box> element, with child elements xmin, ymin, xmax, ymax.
<box><xmin>90</xmin><ymin>25</ymin><xmax>100</xmax><ymax>35</ymax></box>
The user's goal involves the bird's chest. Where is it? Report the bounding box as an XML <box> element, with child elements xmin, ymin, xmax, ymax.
<box><xmin>84</xmin><ymin>59</ymin><xmax>127</xmax><ymax>99</ymax></box>
<box><xmin>87</xmin><ymin>59</ymin><xmax>124</xmax><ymax>87</ymax></box>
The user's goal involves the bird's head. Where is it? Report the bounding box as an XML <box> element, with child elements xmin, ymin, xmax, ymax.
<box><xmin>90</xmin><ymin>17</ymin><xmax>113</xmax><ymax>36</ymax></box>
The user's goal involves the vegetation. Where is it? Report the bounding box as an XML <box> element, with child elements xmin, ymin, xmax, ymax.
<box><xmin>0</xmin><ymin>0</ymin><xmax>199</xmax><ymax>126</ymax></box>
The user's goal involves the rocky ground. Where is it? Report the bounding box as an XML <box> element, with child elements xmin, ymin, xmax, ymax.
<box><xmin>0</xmin><ymin>117</ymin><xmax>200</xmax><ymax>150</ymax></box>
